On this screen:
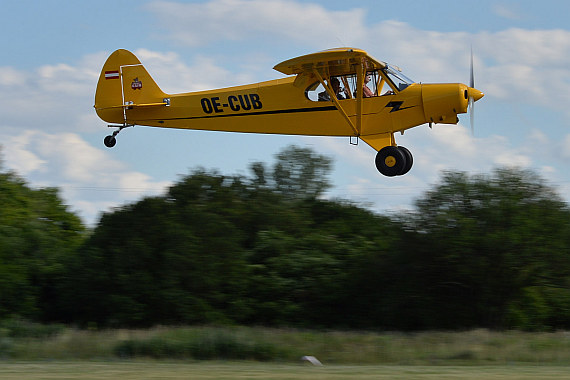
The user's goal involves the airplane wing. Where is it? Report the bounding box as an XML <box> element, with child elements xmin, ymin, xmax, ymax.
<box><xmin>274</xmin><ymin>48</ymin><xmax>387</xmax><ymax>138</ymax></box>
<box><xmin>273</xmin><ymin>47</ymin><xmax>386</xmax><ymax>77</ymax></box>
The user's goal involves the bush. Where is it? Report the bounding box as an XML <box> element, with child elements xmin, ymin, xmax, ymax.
<box><xmin>0</xmin><ymin>319</ymin><xmax>65</xmax><ymax>338</ymax></box>
<box><xmin>114</xmin><ymin>329</ymin><xmax>284</xmax><ymax>361</ymax></box>
<box><xmin>0</xmin><ymin>328</ymin><xmax>14</xmax><ymax>358</ymax></box>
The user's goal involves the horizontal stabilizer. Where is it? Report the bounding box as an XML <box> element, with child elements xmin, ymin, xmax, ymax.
<box><xmin>95</xmin><ymin>99</ymin><xmax>170</xmax><ymax>111</ymax></box>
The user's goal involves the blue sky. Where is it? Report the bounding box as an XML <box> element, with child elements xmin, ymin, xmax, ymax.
<box><xmin>2</xmin><ymin>0</ymin><xmax>570</xmax><ymax>225</ymax></box>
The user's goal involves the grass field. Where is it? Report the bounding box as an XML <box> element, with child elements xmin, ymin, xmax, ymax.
<box><xmin>4</xmin><ymin>326</ymin><xmax>570</xmax><ymax>365</ymax></box>
<box><xmin>0</xmin><ymin>361</ymin><xmax>569</xmax><ymax>380</ymax></box>
<box><xmin>2</xmin><ymin>325</ymin><xmax>570</xmax><ymax>379</ymax></box>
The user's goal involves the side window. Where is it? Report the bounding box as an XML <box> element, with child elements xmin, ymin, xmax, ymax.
<box><xmin>378</xmin><ymin>76</ymin><xmax>394</xmax><ymax>95</ymax></box>
<box><xmin>305</xmin><ymin>71</ymin><xmax>395</xmax><ymax>101</ymax></box>
<box><xmin>305</xmin><ymin>75</ymin><xmax>354</xmax><ymax>102</ymax></box>
<box><xmin>306</xmin><ymin>81</ymin><xmax>326</xmax><ymax>101</ymax></box>
<box><xmin>368</xmin><ymin>71</ymin><xmax>395</xmax><ymax>96</ymax></box>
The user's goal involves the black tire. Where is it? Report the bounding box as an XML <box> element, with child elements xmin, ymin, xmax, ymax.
<box><xmin>375</xmin><ymin>146</ymin><xmax>406</xmax><ymax>176</ymax></box>
<box><xmin>104</xmin><ymin>135</ymin><xmax>117</xmax><ymax>148</ymax></box>
<box><xmin>398</xmin><ymin>146</ymin><xmax>413</xmax><ymax>175</ymax></box>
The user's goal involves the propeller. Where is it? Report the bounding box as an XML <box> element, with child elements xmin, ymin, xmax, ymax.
<box><xmin>469</xmin><ymin>47</ymin><xmax>475</xmax><ymax>135</ymax></box>
<box><xmin>465</xmin><ymin>48</ymin><xmax>484</xmax><ymax>135</ymax></box>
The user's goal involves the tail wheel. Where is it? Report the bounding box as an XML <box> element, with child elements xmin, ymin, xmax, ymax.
<box><xmin>398</xmin><ymin>146</ymin><xmax>413</xmax><ymax>175</ymax></box>
<box><xmin>375</xmin><ymin>146</ymin><xmax>406</xmax><ymax>177</ymax></box>
<box><xmin>103</xmin><ymin>124</ymin><xmax>132</xmax><ymax>148</ymax></box>
<box><xmin>104</xmin><ymin>135</ymin><xmax>117</xmax><ymax>148</ymax></box>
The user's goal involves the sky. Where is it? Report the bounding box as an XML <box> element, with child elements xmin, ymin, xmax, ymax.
<box><xmin>1</xmin><ymin>0</ymin><xmax>570</xmax><ymax>226</ymax></box>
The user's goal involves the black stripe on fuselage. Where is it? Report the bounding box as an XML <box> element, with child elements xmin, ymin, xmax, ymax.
<box><xmin>143</xmin><ymin>105</ymin><xmax>338</xmax><ymax>122</ymax></box>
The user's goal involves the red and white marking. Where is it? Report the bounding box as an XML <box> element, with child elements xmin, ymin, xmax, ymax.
<box><xmin>105</xmin><ymin>71</ymin><xmax>120</xmax><ymax>80</ymax></box>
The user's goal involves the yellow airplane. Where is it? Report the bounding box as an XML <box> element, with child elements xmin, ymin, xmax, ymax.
<box><xmin>94</xmin><ymin>48</ymin><xmax>483</xmax><ymax>176</ymax></box>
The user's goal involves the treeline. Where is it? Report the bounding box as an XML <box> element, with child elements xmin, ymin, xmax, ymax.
<box><xmin>1</xmin><ymin>146</ymin><xmax>569</xmax><ymax>331</ymax></box>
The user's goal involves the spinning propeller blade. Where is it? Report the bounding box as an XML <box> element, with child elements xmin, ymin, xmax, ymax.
<box><xmin>470</xmin><ymin>47</ymin><xmax>474</xmax><ymax>88</ymax></box>
<box><xmin>469</xmin><ymin>47</ymin><xmax>475</xmax><ymax>135</ymax></box>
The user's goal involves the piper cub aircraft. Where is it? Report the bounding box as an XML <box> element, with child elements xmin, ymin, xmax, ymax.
<box><xmin>94</xmin><ymin>48</ymin><xmax>483</xmax><ymax>176</ymax></box>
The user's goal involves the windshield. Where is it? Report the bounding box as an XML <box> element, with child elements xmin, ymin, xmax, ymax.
<box><xmin>384</xmin><ymin>65</ymin><xmax>415</xmax><ymax>92</ymax></box>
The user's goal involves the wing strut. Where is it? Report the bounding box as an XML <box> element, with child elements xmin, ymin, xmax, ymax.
<box><xmin>356</xmin><ymin>60</ymin><xmax>364</xmax><ymax>137</ymax></box>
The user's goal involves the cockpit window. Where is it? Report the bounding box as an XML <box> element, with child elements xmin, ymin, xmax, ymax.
<box><xmin>306</xmin><ymin>81</ymin><xmax>324</xmax><ymax>102</ymax></box>
<box><xmin>306</xmin><ymin>70</ymin><xmax>396</xmax><ymax>102</ymax></box>
<box><xmin>384</xmin><ymin>65</ymin><xmax>415</xmax><ymax>92</ymax></box>
<box><xmin>305</xmin><ymin>75</ymin><xmax>352</xmax><ymax>102</ymax></box>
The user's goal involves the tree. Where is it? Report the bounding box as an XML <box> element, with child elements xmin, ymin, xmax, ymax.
<box><xmin>69</xmin><ymin>151</ymin><xmax>398</xmax><ymax>328</ymax></box>
<box><xmin>271</xmin><ymin>145</ymin><xmax>332</xmax><ymax>200</ymax></box>
<box><xmin>41</xmin><ymin>143</ymin><xmax>570</xmax><ymax>331</ymax></box>
<box><xmin>403</xmin><ymin>168</ymin><xmax>570</xmax><ymax>330</ymax></box>
<box><xmin>0</xmin><ymin>163</ymin><xmax>85</xmax><ymax>322</ymax></box>
<box><xmin>68</xmin><ymin>170</ymin><xmax>252</xmax><ymax>327</ymax></box>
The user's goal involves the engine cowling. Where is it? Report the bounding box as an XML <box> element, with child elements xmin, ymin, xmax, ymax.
<box><xmin>421</xmin><ymin>83</ymin><xmax>470</xmax><ymax>124</ymax></box>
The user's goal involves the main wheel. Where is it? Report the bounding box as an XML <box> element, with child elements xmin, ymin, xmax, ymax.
<box><xmin>398</xmin><ymin>146</ymin><xmax>413</xmax><ymax>175</ymax></box>
<box><xmin>104</xmin><ymin>135</ymin><xmax>117</xmax><ymax>148</ymax></box>
<box><xmin>375</xmin><ymin>146</ymin><xmax>406</xmax><ymax>177</ymax></box>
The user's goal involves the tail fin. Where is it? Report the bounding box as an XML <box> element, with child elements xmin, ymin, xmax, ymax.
<box><xmin>94</xmin><ymin>49</ymin><xmax>167</xmax><ymax>124</ymax></box>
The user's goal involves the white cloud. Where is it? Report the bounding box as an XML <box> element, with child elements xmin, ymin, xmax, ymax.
<box><xmin>359</xmin><ymin>25</ymin><xmax>570</xmax><ymax>115</ymax></box>
<box><xmin>146</xmin><ymin>0</ymin><xmax>366</xmax><ymax>48</ymax></box>
<box><xmin>0</xmin><ymin>66</ymin><xmax>27</xmax><ymax>86</ymax></box>
<box><xmin>4</xmin><ymin>131</ymin><xmax>47</xmax><ymax>175</ymax></box>
<box><xmin>412</xmin><ymin>124</ymin><xmax>535</xmax><ymax>173</ymax></box>
<box><xmin>0</xmin><ymin>60</ymin><xmax>100</xmax><ymax>133</ymax></box>
<box><xmin>1</xmin><ymin>130</ymin><xmax>171</xmax><ymax>225</ymax></box>
<box><xmin>482</xmin><ymin>28</ymin><xmax>570</xmax><ymax>67</ymax></box>
<box><xmin>135</xmin><ymin>49</ymin><xmax>253</xmax><ymax>93</ymax></box>
<box><xmin>35</xmin><ymin>133</ymin><xmax>117</xmax><ymax>183</ymax></box>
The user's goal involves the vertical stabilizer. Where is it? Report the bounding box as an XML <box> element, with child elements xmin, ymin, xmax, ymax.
<box><xmin>94</xmin><ymin>49</ymin><xmax>167</xmax><ymax>124</ymax></box>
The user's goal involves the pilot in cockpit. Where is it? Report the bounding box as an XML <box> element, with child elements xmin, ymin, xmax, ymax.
<box><xmin>318</xmin><ymin>77</ymin><xmax>350</xmax><ymax>101</ymax></box>
<box><xmin>363</xmin><ymin>74</ymin><xmax>375</xmax><ymax>97</ymax></box>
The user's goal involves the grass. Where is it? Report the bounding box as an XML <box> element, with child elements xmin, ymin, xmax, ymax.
<box><xmin>0</xmin><ymin>362</ymin><xmax>570</xmax><ymax>380</ymax></box>
<box><xmin>2</xmin><ymin>326</ymin><xmax>570</xmax><ymax>379</ymax></box>
<box><xmin>2</xmin><ymin>325</ymin><xmax>570</xmax><ymax>365</ymax></box>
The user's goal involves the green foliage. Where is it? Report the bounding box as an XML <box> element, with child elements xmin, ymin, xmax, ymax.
<box><xmin>2</xmin><ymin>144</ymin><xmax>570</xmax><ymax>331</ymax></box>
<box><xmin>5</xmin><ymin>326</ymin><xmax>570</xmax><ymax>365</ymax></box>
<box><xmin>114</xmin><ymin>328</ymin><xmax>288</xmax><ymax>361</ymax></box>
<box><xmin>0</xmin><ymin>318</ymin><xmax>64</xmax><ymax>338</ymax></box>
<box><xmin>401</xmin><ymin>168</ymin><xmax>570</xmax><ymax>330</ymax></box>
<box><xmin>0</xmin><ymin>166</ymin><xmax>85</xmax><ymax>322</ymax></box>
<box><xmin>269</xmin><ymin>145</ymin><xmax>333</xmax><ymax>199</ymax></box>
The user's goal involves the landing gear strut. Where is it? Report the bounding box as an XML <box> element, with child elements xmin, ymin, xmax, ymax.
<box><xmin>104</xmin><ymin>124</ymin><xmax>131</xmax><ymax>148</ymax></box>
<box><xmin>375</xmin><ymin>146</ymin><xmax>413</xmax><ymax>176</ymax></box>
